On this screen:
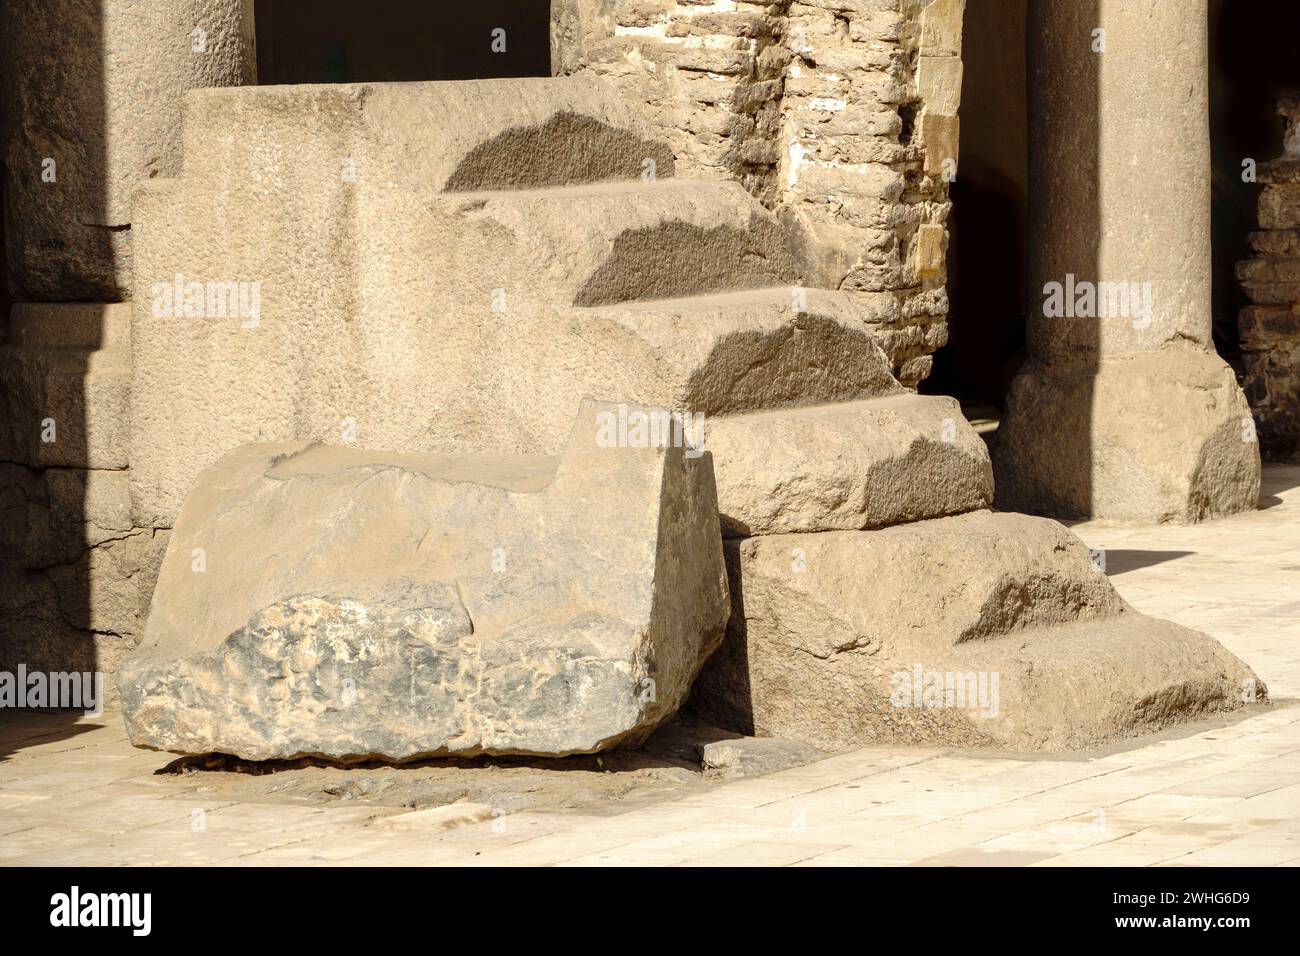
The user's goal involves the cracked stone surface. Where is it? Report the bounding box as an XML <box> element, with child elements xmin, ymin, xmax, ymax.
<box><xmin>119</xmin><ymin>400</ymin><xmax>729</xmax><ymax>761</ymax></box>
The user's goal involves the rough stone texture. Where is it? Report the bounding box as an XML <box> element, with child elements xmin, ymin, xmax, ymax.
<box><xmin>1</xmin><ymin>0</ymin><xmax>256</xmax><ymax>300</ymax></box>
<box><xmin>571</xmin><ymin>289</ymin><xmax>902</xmax><ymax>416</ymax></box>
<box><xmin>118</xmin><ymin>401</ymin><xmax>729</xmax><ymax>762</ymax></box>
<box><xmin>0</xmin><ymin>304</ymin><xmax>132</xmax><ymax>470</ymax></box>
<box><xmin>129</xmin><ymin>77</ymin><xmax>913</xmax><ymax>528</ymax></box>
<box><xmin>996</xmin><ymin>349</ymin><xmax>1261</xmax><ymax>524</ymax></box>
<box><xmin>699</xmin><ymin>735</ymin><xmax>824</xmax><ymax>778</ymax></box>
<box><xmin>552</xmin><ymin>0</ymin><xmax>790</xmax><ymax>202</ymax></box>
<box><xmin>0</xmin><ymin>463</ymin><xmax>169</xmax><ymax>692</ymax></box>
<box><xmin>0</xmin><ymin>304</ymin><xmax>162</xmax><ymax>695</ymax></box>
<box><xmin>693</xmin><ymin>511</ymin><xmax>1265</xmax><ymax>752</ymax></box>
<box><xmin>552</xmin><ymin>0</ymin><xmax>965</xmax><ymax>387</ymax></box>
<box><xmin>995</xmin><ymin>0</ymin><xmax>1260</xmax><ymax>522</ymax></box>
<box><xmin>704</xmin><ymin>392</ymin><xmax>991</xmax><ymax>535</ymax></box>
<box><xmin>1237</xmin><ymin>94</ymin><xmax>1300</xmax><ymax>463</ymax></box>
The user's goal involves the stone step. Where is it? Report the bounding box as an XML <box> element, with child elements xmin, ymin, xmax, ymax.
<box><xmin>178</xmin><ymin>76</ymin><xmax>675</xmax><ymax>193</ymax></box>
<box><xmin>442</xmin><ymin>178</ymin><xmax>797</xmax><ymax>306</ymax></box>
<box><xmin>0</xmin><ymin>304</ymin><xmax>132</xmax><ymax>469</ymax></box>
<box><xmin>713</xmin><ymin>510</ymin><xmax>1126</xmax><ymax>658</ymax></box>
<box><xmin>561</xmin><ymin>288</ymin><xmax>902</xmax><ymax>418</ymax></box>
<box><xmin>692</xmin><ymin>510</ymin><xmax>1263</xmax><ymax>752</ymax></box>
<box><xmin>702</xmin><ymin>394</ymin><xmax>992</xmax><ymax>536</ymax></box>
<box><xmin>696</xmin><ymin>606</ymin><xmax>1263</xmax><ymax>753</ymax></box>
<box><xmin>128</xmin><ymin>193</ymin><xmax>886</xmax><ymax>526</ymax></box>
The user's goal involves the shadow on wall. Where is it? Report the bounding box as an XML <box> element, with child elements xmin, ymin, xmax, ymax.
<box><xmin>0</xmin><ymin>2</ymin><xmax>103</xmax><ymax>749</ymax></box>
<box><xmin>254</xmin><ymin>0</ymin><xmax>552</xmax><ymax>84</ymax></box>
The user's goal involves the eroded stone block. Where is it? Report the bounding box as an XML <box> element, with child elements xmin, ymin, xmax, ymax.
<box><xmin>119</xmin><ymin>401</ymin><xmax>729</xmax><ymax>761</ymax></box>
<box><xmin>704</xmin><ymin>394</ymin><xmax>991</xmax><ymax>535</ymax></box>
<box><xmin>694</xmin><ymin>511</ymin><xmax>1264</xmax><ymax>752</ymax></box>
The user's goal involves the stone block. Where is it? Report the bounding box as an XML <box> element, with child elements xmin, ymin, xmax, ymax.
<box><xmin>921</xmin><ymin>111</ymin><xmax>960</xmax><ymax>178</ymax></box>
<box><xmin>995</xmin><ymin>348</ymin><xmax>1261</xmax><ymax>523</ymax></box>
<box><xmin>913</xmin><ymin>222</ymin><xmax>948</xmax><ymax>277</ymax></box>
<box><xmin>704</xmin><ymin>394</ymin><xmax>991</xmax><ymax>535</ymax></box>
<box><xmin>919</xmin><ymin>0</ymin><xmax>966</xmax><ymax>57</ymax></box>
<box><xmin>118</xmin><ymin>401</ymin><xmax>729</xmax><ymax>761</ymax></box>
<box><xmin>1259</xmin><ymin>185</ymin><xmax>1300</xmax><ymax>230</ymax></box>
<box><xmin>915</xmin><ymin>56</ymin><xmax>963</xmax><ymax>117</ymax></box>
<box><xmin>693</xmin><ymin>511</ymin><xmax>1263</xmax><ymax>752</ymax></box>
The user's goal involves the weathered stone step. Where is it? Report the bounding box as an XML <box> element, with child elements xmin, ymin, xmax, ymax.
<box><xmin>179</xmin><ymin>76</ymin><xmax>675</xmax><ymax>192</ymax></box>
<box><xmin>692</xmin><ymin>510</ymin><xmax>1263</xmax><ymax>752</ymax></box>
<box><xmin>127</xmin><ymin>262</ymin><xmax>895</xmax><ymax>526</ymax></box>
<box><xmin>444</xmin><ymin>178</ymin><xmax>797</xmax><ymax>306</ymax></box>
<box><xmin>710</xmin><ymin>510</ymin><xmax>1126</xmax><ymax>657</ymax></box>
<box><xmin>119</xmin><ymin>400</ymin><xmax>729</xmax><ymax>762</ymax></box>
<box><xmin>703</xmin><ymin>394</ymin><xmax>992</xmax><ymax>535</ymax></box>
<box><xmin>563</xmin><ymin>287</ymin><xmax>902</xmax><ymax>417</ymax></box>
<box><xmin>697</xmin><ymin>605</ymin><xmax>1263</xmax><ymax>753</ymax></box>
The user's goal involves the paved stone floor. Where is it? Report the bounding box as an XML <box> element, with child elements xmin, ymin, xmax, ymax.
<box><xmin>3</xmin><ymin>466</ymin><xmax>1298</xmax><ymax>867</ymax></box>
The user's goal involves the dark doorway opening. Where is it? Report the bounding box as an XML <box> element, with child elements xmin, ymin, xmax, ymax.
<box><xmin>920</xmin><ymin>0</ymin><xmax>1026</xmax><ymax>413</ymax></box>
<box><xmin>254</xmin><ymin>0</ymin><xmax>552</xmax><ymax>85</ymax></box>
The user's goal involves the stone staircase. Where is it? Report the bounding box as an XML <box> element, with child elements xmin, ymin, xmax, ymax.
<box><xmin>695</xmin><ymin>510</ymin><xmax>1258</xmax><ymax>751</ymax></box>
<box><xmin>131</xmin><ymin>76</ymin><xmax>925</xmax><ymax>528</ymax></box>
<box><xmin>125</xmin><ymin>74</ymin><xmax>1264</xmax><ymax>753</ymax></box>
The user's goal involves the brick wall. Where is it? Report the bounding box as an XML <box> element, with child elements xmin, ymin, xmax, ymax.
<box><xmin>1238</xmin><ymin>93</ymin><xmax>1300</xmax><ymax>462</ymax></box>
<box><xmin>553</xmin><ymin>0</ymin><xmax>966</xmax><ymax>386</ymax></box>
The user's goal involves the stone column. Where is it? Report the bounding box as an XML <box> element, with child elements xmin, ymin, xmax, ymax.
<box><xmin>0</xmin><ymin>0</ymin><xmax>254</xmax><ymax>688</ymax></box>
<box><xmin>995</xmin><ymin>0</ymin><xmax>1259</xmax><ymax>523</ymax></box>
<box><xmin>1</xmin><ymin>0</ymin><xmax>257</xmax><ymax>300</ymax></box>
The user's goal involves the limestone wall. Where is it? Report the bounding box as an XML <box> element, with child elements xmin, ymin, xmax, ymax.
<box><xmin>552</xmin><ymin>0</ymin><xmax>966</xmax><ymax>386</ymax></box>
<box><xmin>1238</xmin><ymin>93</ymin><xmax>1300</xmax><ymax>463</ymax></box>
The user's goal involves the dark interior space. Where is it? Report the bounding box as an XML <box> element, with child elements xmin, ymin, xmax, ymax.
<box><xmin>921</xmin><ymin>0</ymin><xmax>1027</xmax><ymax>408</ymax></box>
<box><xmin>927</xmin><ymin>0</ymin><xmax>1300</xmax><ymax>410</ymax></box>
<box><xmin>1209</xmin><ymin>0</ymin><xmax>1300</xmax><ymax>363</ymax></box>
<box><xmin>254</xmin><ymin>0</ymin><xmax>553</xmax><ymax>85</ymax></box>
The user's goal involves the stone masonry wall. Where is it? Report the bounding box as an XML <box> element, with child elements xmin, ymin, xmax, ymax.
<box><xmin>0</xmin><ymin>304</ymin><xmax>170</xmax><ymax>686</ymax></box>
<box><xmin>553</xmin><ymin>0</ymin><xmax>965</xmax><ymax>386</ymax></box>
<box><xmin>1</xmin><ymin>2</ymin><xmax>254</xmax><ymax>692</ymax></box>
<box><xmin>552</xmin><ymin>1</ymin><xmax>792</xmax><ymax>202</ymax></box>
<box><xmin>1238</xmin><ymin>93</ymin><xmax>1300</xmax><ymax>463</ymax></box>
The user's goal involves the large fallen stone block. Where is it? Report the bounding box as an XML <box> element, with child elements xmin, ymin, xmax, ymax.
<box><xmin>119</xmin><ymin>401</ymin><xmax>729</xmax><ymax>762</ymax></box>
<box><xmin>704</xmin><ymin>393</ymin><xmax>992</xmax><ymax>535</ymax></box>
<box><xmin>693</xmin><ymin>511</ymin><xmax>1265</xmax><ymax>752</ymax></box>
<box><xmin>995</xmin><ymin>348</ymin><xmax>1261</xmax><ymax>523</ymax></box>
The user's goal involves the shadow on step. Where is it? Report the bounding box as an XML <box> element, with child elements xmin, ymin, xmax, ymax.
<box><xmin>1100</xmin><ymin>550</ymin><xmax>1195</xmax><ymax>576</ymax></box>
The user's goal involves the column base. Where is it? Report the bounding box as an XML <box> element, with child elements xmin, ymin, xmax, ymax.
<box><xmin>995</xmin><ymin>348</ymin><xmax>1261</xmax><ymax>523</ymax></box>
